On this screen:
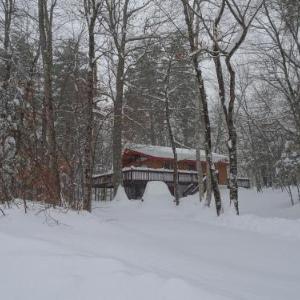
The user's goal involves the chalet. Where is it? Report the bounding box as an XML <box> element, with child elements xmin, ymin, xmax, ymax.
<box><xmin>92</xmin><ymin>144</ymin><xmax>230</xmax><ymax>200</ymax></box>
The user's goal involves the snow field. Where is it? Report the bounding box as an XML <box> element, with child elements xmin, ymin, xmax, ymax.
<box><xmin>0</xmin><ymin>184</ymin><xmax>299</xmax><ymax>300</ymax></box>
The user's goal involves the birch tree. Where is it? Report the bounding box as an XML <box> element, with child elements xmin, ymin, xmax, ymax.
<box><xmin>163</xmin><ymin>59</ymin><xmax>180</xmax><ymax>206</ymax></box>
<box><xmin>181</xmin><ymin>0</ymin><xmax>223</xmax><ymax>215</ymax></box>
<box><xmin>192</xmin><ymin>0</ymin><xmax>263</xmax><ymax>214</ymax></box>
<box><xmin>0</xmin><ymin>0</ymin><xmax>16</xmax><ymax>203</ymax></box>
<box><xmin>1</xmin><ymin>0</ymin><xmax>15</xmax><ymax>87</ymax></box>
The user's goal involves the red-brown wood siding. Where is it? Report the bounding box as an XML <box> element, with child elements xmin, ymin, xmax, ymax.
<box><xmin>122</xmin><ymin>149</ymin><xmax>228</xmax><ymax>184</ymax></box>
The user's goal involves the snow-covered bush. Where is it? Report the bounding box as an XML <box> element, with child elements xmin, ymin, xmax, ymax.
<box><xmin>275</xmin><ymin>141</ymin><xmax>300</xmax><ymax>204</ymax></box>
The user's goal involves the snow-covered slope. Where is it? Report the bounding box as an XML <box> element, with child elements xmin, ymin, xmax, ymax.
<box><xmin>0</xmin><ymin>187</ymin><xmax>299</xmax><ymax>300</ymax></box>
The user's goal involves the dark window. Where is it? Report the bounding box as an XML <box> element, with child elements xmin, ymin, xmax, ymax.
<box><xmin>188</xmin><ymin>163</ymin><xmax>196</xmax><ymax>171</ymax></box>
<box><xmin>163</xmin><ymin>161</ymin><xmax>173</xmax><ymax>169</ymax></box>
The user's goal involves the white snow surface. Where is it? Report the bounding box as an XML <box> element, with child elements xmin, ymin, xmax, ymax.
<box><xmin>113</xmin><ymin>185</ymin><xmax>129</xmax><ymax>202</ymax></box>
<box><xmin>142</xmin><ymin>181</ymin><xmax>174</xmax><ymax>206</ymax></box>
<box><xmin>126</xmin><ymin>143</ymin><xmax>228</xmax><ymax>162</ymax></box>
<box><xmin>1</xmin><ymin>186</ymin><xmax>300</xmax><ymax>300</ymax></box>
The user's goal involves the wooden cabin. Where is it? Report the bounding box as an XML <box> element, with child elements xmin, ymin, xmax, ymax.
<box><xmin>92</xmin><ymin>144</ymin><xmax>230</xmax><ymax>200</ymax></box>
<box><xmin>122</xmin><ymin>145</ymin><xmax>229</xmax><ymax>185</ymax></box>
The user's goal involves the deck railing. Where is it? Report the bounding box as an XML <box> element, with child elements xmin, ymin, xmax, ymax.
<box><xmin>93</xmin><ymin>167</ymin><xmax>251</xmax><ymax>189</ymax></box>
<box><xmin>92</xmin><ymin>167</ymin><xmax>199</xmax><ymax>188</ymax></box>
<box><xmin>123</xmin><ymin>167</ymin><xmax>198</xmax><ymax>183</ymax></box>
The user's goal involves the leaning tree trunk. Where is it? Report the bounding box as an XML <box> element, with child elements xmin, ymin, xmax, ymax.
<box><xmin>212</xmin><ymin>40</ymin><xmax>239</xmax><ymax>215</ymax></box>
<box><xmin>193</xmin><ymin>58</ymin><xmax>222</xmax><ymax>215</ymax></box>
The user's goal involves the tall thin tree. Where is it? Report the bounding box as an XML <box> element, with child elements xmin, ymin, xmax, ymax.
<box><xmin>82</xmin><ymin>0</ymin><xmax>103</xmax><ymax>211</ymax></box>
<box><xmin>181</xmin><ymin>0</ymin><xmax>223</xmax><ymax>215</ymax></box>
<box><xmin>38</xmin><ymin>0</ymin><xmax>61</xmax><ymax>205</ymax></box>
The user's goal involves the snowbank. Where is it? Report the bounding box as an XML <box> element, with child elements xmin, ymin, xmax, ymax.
<box><xmin>142</xmin><ymin>181</ymin><xmax>174</xmax><ymax>206</ymax></box>
<box><xmin>113</xmin><ymin>186</ymin><xmax>129</xmax><ymax>202</ymax></box>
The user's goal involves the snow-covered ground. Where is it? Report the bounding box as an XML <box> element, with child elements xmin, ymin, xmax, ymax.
<box><xmin>0</xmin><ymin>185</ymin><xmax>299</xmax><ymax>300</ymax></box>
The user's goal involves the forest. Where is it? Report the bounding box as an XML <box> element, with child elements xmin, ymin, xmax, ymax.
<box><xmin>0</xmin><ymin>0</ymin><xmax>299</xmax><ymax>214</ymax></box>
<box><xmin>1</xmin><ymin>1</ymin><xmax>300</xmax><ymax>299</ymax></box>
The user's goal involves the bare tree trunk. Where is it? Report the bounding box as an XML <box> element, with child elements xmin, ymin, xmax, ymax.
<box><xmin>194</xmin><ymin>0</ymin><xmax>204</xmax><ymax>202</ymax></box>
<box><xmin>83</xmin><ymin>34</ymin><xmax>94</xmax><ymax>212</ymax></box>
<box><xmin>194</xmin><ymin>3</ymin><xmax>207</xmax><ymax>202</ymax></box>
<box><xmin>2</xmin><ymin>0</ymin><xmax>14</xmax><ymax>87</ymax></box>
<box><xmin>105</xmin><ymin>0</ymin><xmax>153</xmax><ymax>194</ymax></box>
<box><xmin>213</xmin><ymin>50</ymin><xmax>239</xmax><ymax>214</ymax></box>
<box><xmin>83</xmin><ymin>64</ymin><xmax>93</xmax><ymax>212</ymax></box>
<box><xmin>205</xmin><ymin>164</ymin><xmax>212</xmax><ymax>206</ymax></box>
<box><xmin>196</xmin><ymin>149</ymin><xmax>204</xmax><ymax>201</ymax></box>
<box><xmin>164</xmin><ymin>77</ymin><xmax>180</xmax><ymax>206</ymax></box>
<box><xmin>181</xmin><ymin>1</ymin><xmax>222</xmax><ymax>215</ymax></box>
<box><xmin>0</xmin><ymin>0</ymin><xmax>15</xmax><ymax>203</ymax></box>
<box><xmin>112</xmin><ymin>53</ymin><xmax>125</xmax><ymax>195</ymax></box>
<box><xmin>196</xmin><ymin>68</ymin><xmax>222</xmax><ymax>215</ymax></box>
<box><xmin>82</xmin><ymin>0</ymin><xmax>101</xmax><ymax>212</ymax></box>
<box><xmin>211</xmin><ymin>2</ymin><xmax>239</xmax><ymax>215</ymax></box>
<box><xmin>167</xmin><ymin>123</ymin><xmax>179</xmax><ymax>206</ymax></box>
<box><xmin>38</xmin><ymin>0</ymin><xmax>61</xmax><ymax>205</ymax></box>
<box><xmin>195</xmin><ymin>91</ymin><xmax>204</xmax><ymax>201</ymax></box>
<box><xmin>108</xmin><ymin>0</ymin><xmax>130</xmax><ymax>195</ymax></box>
<box><xmin>225</xmin><ymin>59</ymin><xmax>239</xmax><ymax>215</ymax></box>
<box><xmin>149</xmin><ymin>103</ymin><xmax>156</xmax><ymax>145</ymax></box>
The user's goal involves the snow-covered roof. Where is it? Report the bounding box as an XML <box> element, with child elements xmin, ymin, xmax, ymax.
<box><xmin>125</xmin><ymin>144</ymin><xmax>228</xmax><ymax>163</ymax></box>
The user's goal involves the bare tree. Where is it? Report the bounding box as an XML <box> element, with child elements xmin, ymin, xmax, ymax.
<box><xmin>0</xmin><ymin>0</ymin><xmax>15</xmax><ymax>203</ymax></box>
<box><xmin>193</xmin><ymin>1</ymin><xmax>205</xmax><ymax>202</ymax></box>
<box><xmin>38</xmin><ymin>0</ymin><xmax>61</xmax><ymax>205</ymax></box>
<box><xmin>259</xmin><ymin>0</ymin><xmax>300</xmax><ymax>140</ymax></box>
<box><xmin>1</xmin><ymin>0</ymin><xmax>15</xmax><ymax>86</ymax></box>
<box><xmin>162</xmin><ymin>53</ymin><xmax>180</xmax><ymax>206</ymax></box>
<box><xmin>103</xmin><ymin>0</ymin><xmax>154</xmax><ymax>195</ymax></box>
<box><xmin>181</xmin><ymin>0</ymin><xmax>223</xmax><ymax>215</ymax></box>
<box><xmin>192</xmin><ymin>0</ymin><xmax>263</xmax><ymax>214</ymax></box>
<box><xmin>82</xmin><ymin>0</ymin><xmax>103</xmax><ymax>211</ymax></box>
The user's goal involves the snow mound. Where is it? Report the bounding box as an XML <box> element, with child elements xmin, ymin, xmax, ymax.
<box><xmin>142</xmin><ymin>181</ymin><xmax>174</xmax><ymax>205</ymax></box>
<box><xmin>113</xmin><ymin>186</ymin><xmax>129</xmax><ymax>202</ymax></box>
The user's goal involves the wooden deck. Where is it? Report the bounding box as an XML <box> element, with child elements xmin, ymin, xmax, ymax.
<box><xmin>92</xmin><ymin>167</ymin><xmax>250</xmax><ymax>200</ymax></box>
<box><xmin>92</xmin><ymin>167</ymin><xmax>199</xmax><ymax>199</ymax></box>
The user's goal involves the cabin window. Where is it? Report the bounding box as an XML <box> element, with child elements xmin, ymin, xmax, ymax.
<box><xmin>163</xmin><ymin>161</ymin><xmax>173</xmax><ymax>169</ymax></box>
<box><xmin>126</xmin><ymin>155</ymin><xmax>138</xmax><ymax>164</ymax></box>
<box><xmin>188</xmin><ymin>163</ymin><xmax>195</xmax><ymax>171</ymax></box>
<box><xmin>127</xmin><ymin>155</ymin><xmax>147</xmax><ymax>165</ymax></box>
